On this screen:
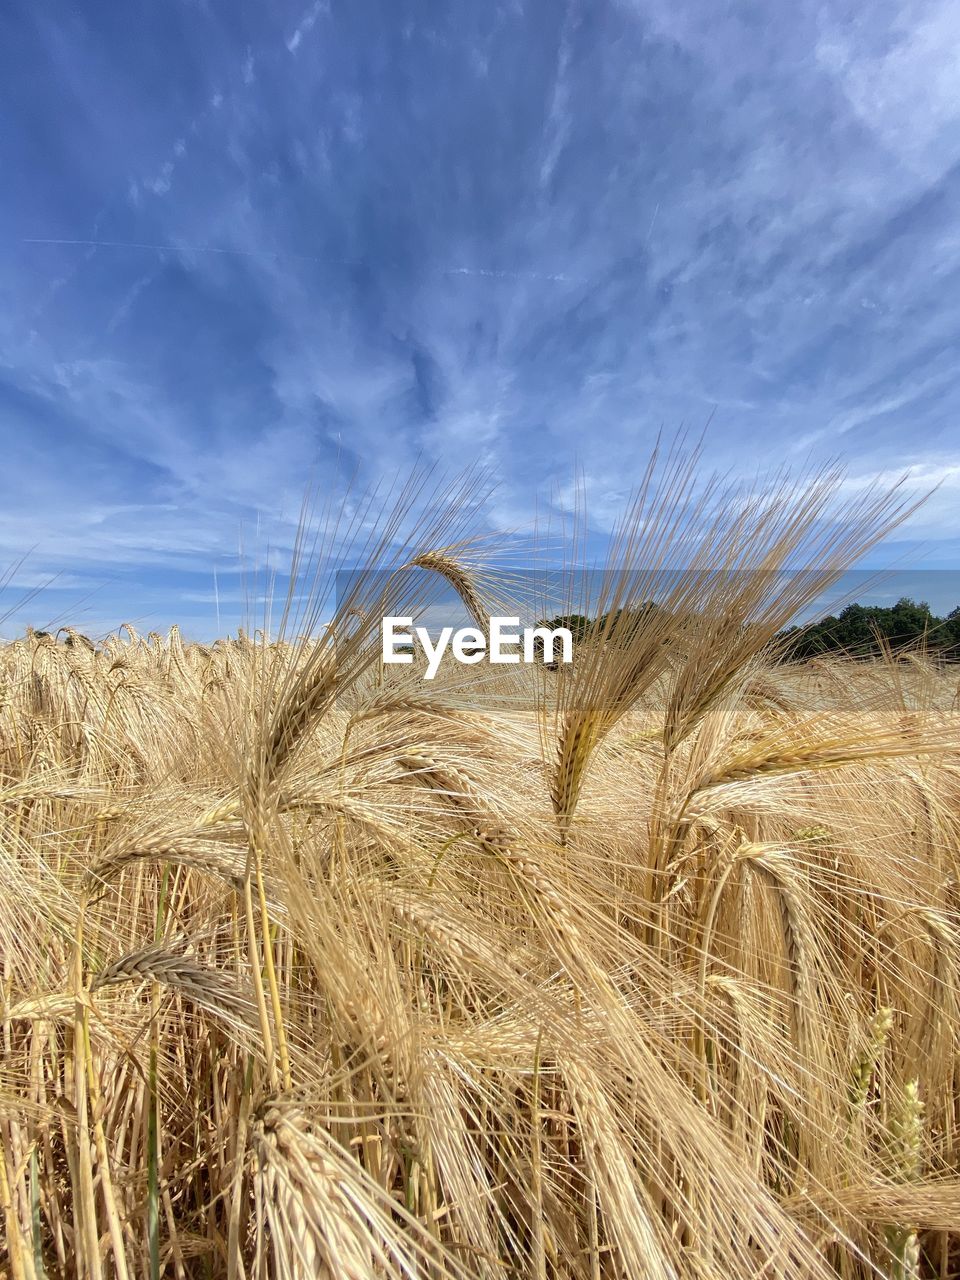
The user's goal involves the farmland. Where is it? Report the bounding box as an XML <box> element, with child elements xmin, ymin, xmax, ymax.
<box><xmin>2</xmin><ymin>474</ymin><xmax>960</xmax><ymax>1279</ymax></box>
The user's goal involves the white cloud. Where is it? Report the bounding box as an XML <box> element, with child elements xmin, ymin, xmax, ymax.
<box><xmin>105</xmin><ymin>272</ymin><xmax>155</xmax><ymax>334</ymax></box>
<box><xmin>146</xmin><ymin>160</ymin><xmax>174</xmax><ymax>195</ymax></box>
<box><xmin>286</xmin><ymin>1</ymin><xmax>327</xmax><ymax>54</ymax></box>
<box><xmin>816</xmin><ymin>0</ymin><xmax>960</xmax><ymax>181</ymax></box>
<box><xmin>6</xmin><ymin>0</ymin><xmax>960</xmax><ymax>642</ymax></box>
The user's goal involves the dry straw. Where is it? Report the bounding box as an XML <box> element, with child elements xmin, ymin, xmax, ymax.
<box><xmin>1</xmin><ymin>457</ymin><xmax>958</xmax><ymax>1279</ymax></box>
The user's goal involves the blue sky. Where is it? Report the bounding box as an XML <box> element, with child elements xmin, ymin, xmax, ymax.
<box><xmin>2</xmin><ymin>0</ymin><xmax>959</xmax><ymax>637</ymax></box>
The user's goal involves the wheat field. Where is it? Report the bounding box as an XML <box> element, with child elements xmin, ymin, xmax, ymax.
<box><xmin>2</xmin><ymin>467</ymin><xmax>960</xmax><ymax>1279</ymax></box>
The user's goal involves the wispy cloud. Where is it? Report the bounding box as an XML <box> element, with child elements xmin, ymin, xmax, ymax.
<box><xmin>2</xmin><ymin>0</ymin><xmax>959</xmax><ymax>638</ymax></box>
<box><xmin>286</xmin><ymin>0</ymin><xmax>327</xmax><ymax>53</ymax></box>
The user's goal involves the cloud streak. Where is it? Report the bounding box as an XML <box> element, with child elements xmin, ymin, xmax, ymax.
<box><xmin>1</xmin><ymin>0</ymin><xmax>959</xmax><ymax>637</ymax></box>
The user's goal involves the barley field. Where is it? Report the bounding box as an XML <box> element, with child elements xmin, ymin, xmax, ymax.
<box><xmin>2</xmin><ymin>471</ymin><xmax>960</xmax><ymax>1279</ymax></box>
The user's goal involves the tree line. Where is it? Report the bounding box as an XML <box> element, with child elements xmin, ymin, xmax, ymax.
<box><xmin>775</xmin><ymin>597</ymin><xmax>960</xmax><ymax>660</ymax></box>
<box><xmin>539</xmin><ymin>598</ymin><xmax>960</xmax><ymax>662</ymax></box>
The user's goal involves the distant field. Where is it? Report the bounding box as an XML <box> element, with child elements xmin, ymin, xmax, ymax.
<box><xmin>1</xmin><ymin>612</ymin><xmax>959</xmax><ymax>1279</ymax></box>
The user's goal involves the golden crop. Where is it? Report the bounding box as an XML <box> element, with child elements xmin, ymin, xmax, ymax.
<box><xmin>2</xmin><ymin>463</ymin><xmax>958</xmax><ymax>1279</ymax></box>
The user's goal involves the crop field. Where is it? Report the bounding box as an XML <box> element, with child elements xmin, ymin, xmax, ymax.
<box><xmin>2</xmin><ymin>474</ymin><xmax>960</xmax><ymax>1280</ymax></box>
